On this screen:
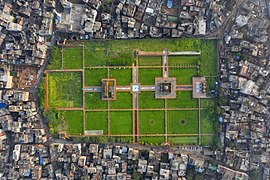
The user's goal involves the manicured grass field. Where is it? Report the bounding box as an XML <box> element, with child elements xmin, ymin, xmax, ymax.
<box><xmin>200</xmin><ymin>40</ymin><xmax>217</xmax><ymax>76</ymax></box>
<box><xmin>201</xmin><ymin>109</ymin><xmax>215</xmax><ymax>134</ymax></box>
<box><xmin>139</xmin><ymin>56</ymin><xmax>162</xmax><ymax>66</ymax></box>
<box><xmin>168</xmin><ymin>136</ymin><xmax>198</xmax><ymax>145</ymax></box>
<box><xmin>63</xmin><ymin>47</ymin><xmax>83</xmax><ymax>69</ymax></box>
<box><xmin>110</xmin><ymin>111</ymin><xmax>133</xmax><ymax>135</ymax></box>
<box><xmin>169</xmin><ymin>68</ymin><xmax>198</xmax><ymax>84</ymax></box>
<box><xmin>38</xmin><ymin>78</ymin><xmax>46</xmax><ymax>110</ymax></box>
<box><xmin>84</xmin><ymin>38</ymin><xmax>202</xmax><ymax>68</ymax></box>
<box><xmin>85</xmin><ymin>93</ymin><xmax>107</xmax><ymax>109</ymax></box>
<box><xmin>168</xmin><ymin>111</ymin><xmax>198</xmax><ymax>134</ymax></box>
<box><xmin>200</xmin><ymin>98</ymin><xmax>216</xmax><ymax>108</ymax></box>
<box><xmin>62</xmin><ymin>111</ymin><xmax>83</xmax><ymax>135</ymax></box>
<box><xmin>167</xmin><ymin>91</ymin><xmax>198</xmax><ymax>108</ymax></box>
<box><xmin>85</xmin><ymin>69</ymin><xmax>107</xmax><ymax>86</ymax></box>
<box><xmin>140</xmin><ymin>137</ymin><xmax>165</xmax><ymax>145</ymax></box>
<box><xmin>48</xmin><ymin>72</ymin><xmax>82</xmax><ymax>108</ymax></box>
<box><xmin>201</xmin><ymin>136</ymin><xmax>213</xmax><ymax>146</ymax></box>
<box><xmin>139</xmin><ymin>111</ymin><xmax>165</xmax><ymax>134</ymax></box>
<box><xmin>138</xmin><ymin>68</ymin><xmax>162</xmax><ymax>85</ymax></box>
<box><xmin>110</xmin><ymin>92</ymin><xmax>132</xmax><ymax>109</ymax></box>
<box><xmin>86</xmin><ymin>111</ymin><xmax>108</xmax><ymax>134</ymax></box>
<box><xmin>109</xmin><ymin>68</ymin><xmax>132</xmax><ymax>85</ymax></box>
<box><xmin>139</xmin><ymin>92</ymin><xmax>165</xmax><ymax>108</ymax></box>
<box><xmin>48</xmin><ymin>47</ymin><xmax>62</xmax><ymax>70</ymax></box>
<box><xmin>168</xmin><ymin>56</ymin><xmax>199</xmax><ymax>66</ymax></box>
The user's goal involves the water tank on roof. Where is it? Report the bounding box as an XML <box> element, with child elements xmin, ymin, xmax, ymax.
<box><xmin>0</xmin><ymin>103</ymin><xmax>6</xmax><ymax>109</ymax></box>
<box><xmin>167</xmin><ymin>0</ymin><xmax>173</xmax><ymax>8</ymax></box>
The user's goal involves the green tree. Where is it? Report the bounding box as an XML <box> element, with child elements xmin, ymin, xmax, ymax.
<box><xmin>211</xmin><ymin>135</ymin><xmax>222</xmax><ymax>150</ymax></box>
<box><xmin>44</xmin><ymin>109</ymin><xmax>62</xmax><ymax>134</ymax></box>
<box><xmin>132</xmin><ymin>171</ymin><xmax>144</xmax><ymax>180</ymax></box>
<box><xmin>249</xmin><ymin>169</ymin><xmax>259</xmax><ymax>180</ymax></box>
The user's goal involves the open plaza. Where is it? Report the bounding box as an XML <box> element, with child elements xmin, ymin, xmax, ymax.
<box><xmin>42</xmin><ymin>38</ymin><xmax>218</xmax><ymax>145</ymax></box>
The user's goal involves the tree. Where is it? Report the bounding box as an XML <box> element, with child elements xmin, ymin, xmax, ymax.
<box><xmin>132</xmin><ymin>171</ymin><xmax>144</xmax><ymax>180</ymax></box>
<box><xmin>249</xmin><ymin>169</ymin><xmax>259</xmax><ymax>180</ymax></box>
<box><xmin>211</xmin><ymin>135</ymin><xmax>222</xmax><ymax>150</ymax></box>
<box><xmin>44</xmin><ymin>110</ymin><xmax>62</xmax><ymax>134</ymax></box>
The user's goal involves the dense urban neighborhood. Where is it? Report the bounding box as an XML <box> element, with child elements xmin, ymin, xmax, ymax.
<box><xmin>0</xmin><ymin>0</ymin><xmax>270</xmax><ymax>179</ymax></box>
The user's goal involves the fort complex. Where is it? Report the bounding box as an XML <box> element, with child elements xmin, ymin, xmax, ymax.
<box><xmin>43</xmin><ymin>38</ymin><xmax>217</xmax><ymax>146</ymax></box>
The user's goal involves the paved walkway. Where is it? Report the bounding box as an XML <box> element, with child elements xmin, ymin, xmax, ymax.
<box><xmin>84</xmin><ymin>108</ymin><xmax>205</xmax><ymax>112</ymax></box>
<box><xmin>82</xmin><ymin>45</ymin><xmax>86</xmax><ymax>133</ymax></box>
<box><xmin>198</xmin><ymin>98</ymin><xmax>201</xmax><ymax>145</ymax></box>
<box><xmin>176</xmin><ymin>85</ymin><xmax>193</xmax><ymax>91</ymax></box>
<box><xmin>46</xmin><ymin>69</ymin><xmax>83</xmax><ymax>72</ymax></box>
<box><xmin>84</xmin><ymin>86</ymin><xmax>102</xmax><ymax>92</ymax></box>
<box><xmin>57</xmin><ymin>107</ymin><xmax>84</xmax><ymax>111</ymax></box>
<box><xmin>116</xmin><ymin>86</ymin><xmax>131</xmax><ymax>91</ymax></box>
<box><xmin>69</xmin><ymin>133</ymin><xmax>214</xmax><ymax>137</ymax></box>
<box><xmin>162</xmin><ymin>49</ymin><xmax>169</xmax><ymax>78</ymax></box>
<box><xmin>85</xmin><ymin>65</ymin><xmax>198</xmax><ymax>69</ymax></box>
<box><xmin>137</xmin><ymin>50</ymin><xmax>201</xmax><ymax>56</ymax></box>
<box><xmin>132</xmin><ymin>54</ymin><xmax>139</xmax><ymax>143</ymax></box>
<box><xmin>140</xmin><ymin>85</ymin><xmax>155</xmax><ymax>91</ymax></box>
<box><xmin>45</xmin><ymin>72</ymin><xmax>49</xmax><ymax>110</ymax></box>
<box><xmin>165</xmin><ymin>99</ymin><xmax>168</xmax><ymax>143</ymax></box>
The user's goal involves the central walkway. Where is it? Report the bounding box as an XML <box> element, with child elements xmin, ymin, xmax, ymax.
<box><xmin>132</xmin><ymin>54</ymin><xmax>139</xmax><ymax>143</ymax></box>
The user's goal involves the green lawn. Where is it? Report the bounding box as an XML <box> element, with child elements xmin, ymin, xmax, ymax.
<box><xmin>138</xmin><ymin>68</ymin><xmax>162</xmax><ymax>85</ymax></box>
<box><xmin>139</xmin><ymin>92</ymin><xmax>165</xmax><ymax>108</ymax></box>
<box><xmin>84</xmin><ymin>38</ymin><xmax>202</xmax><ymax>68</ymax></box>
<box><xmin>139</xmin><ymin>56</ymin><xmax>162</xmax><ymax>66</ymax></box>
<box><xmin>200</xmin><ymin>40</ymin><xmax>217</xmax><ymax>76</ymax></box>
<box><xmin>168</xmin><ymin>56</ymin><xmax>199</xmax><ymax>66</ymax></box>
<box><xmin>48</xmin><ymin>72</ymin><xmax>82</xmax><ymax>108</ymax></box>
<box><xmin>167</xmin><ymin>91</ymin><xmax>198</xmax><ymax>108</ymax></box>
<box><xmin>84</xmin><ymin>45</ymin><xmax>108</xmax><ymax>67</ymax></box>
<box><xmin>85</xmin><ymin>69</ymin><xmax>107</xmax><ymax>86</ymax></box>
<box><xmin>85</xmin><ymin>93</ymin><xmax>107</xmax><ymax>109</ymax></box>
<box><xmin>84</xmin><ymin>41</ymin><xmax>135</xmax><ymax>67</ymax></box>
<box><xmin>168</xmin><ymin>111</ymin><xmax>198</xmax><ymax>134</ymax></box>
<box><xmin>110</xmin><ymin>111</ymin><xmax>133</xmax><ymax>135</ymax></box>
<box><xmin>63</xmin><ymin>47</ymin><xmax>83</xmax><ymax>69</ymax></box>
<box><xmin>200</xmin><ymin>99</ymin><xmax>216</xmax><ymax>108</ymax></box>
<box><xmin>168</xmin><ymin>136</ymin><xmax>198</xmax><ymax>145</ymax></box>
<box><xmin>140</xmin><ymin>137</ymin><xmax>165</xmax><ymax>145</ymax></box>
<box><xmin>86</xmin><ymin>111</ymin><xmax>108</xmax><ymax>134</ymax></box>
<box><xmin>62</xmin><ymin>111</ymin><xmax>83</xmax><ymax>135</ymax></box>
<box><xmin>201</xmin><ymin>136</ymin><xmax>213</xmax><ymax>146</ymax></box>
<box><xmin>201</xmin><ymin>109</ymin><xmax>215</xmax><ymax>134</ymax></box>
<box><xmin>139</xmin><ymin>111</ymin><xmax>165</xmax><ymax>134</ymax></box>
<box><xmin>110</xmin><ymin>92</ymin><xmax>132</xmax><ymax>109</ymax></box>
<box><xmin>48</xmin><ymin>47</ymin><xmax>62</xmax><ymax>70</ymax></box>
<box><xmin>169</xmin><ymin>68</ymin><xmax>198</xmax><ymax>84</ymax></box>
<box><xmin>38</xmin><ymin>78</ymin><xmax>46</xmax><ymax>110</ymax></box>
<box><xmin>109</xmin><ymin>68</ymin><xmax>132</xmax><ymax>85</ymax></box>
